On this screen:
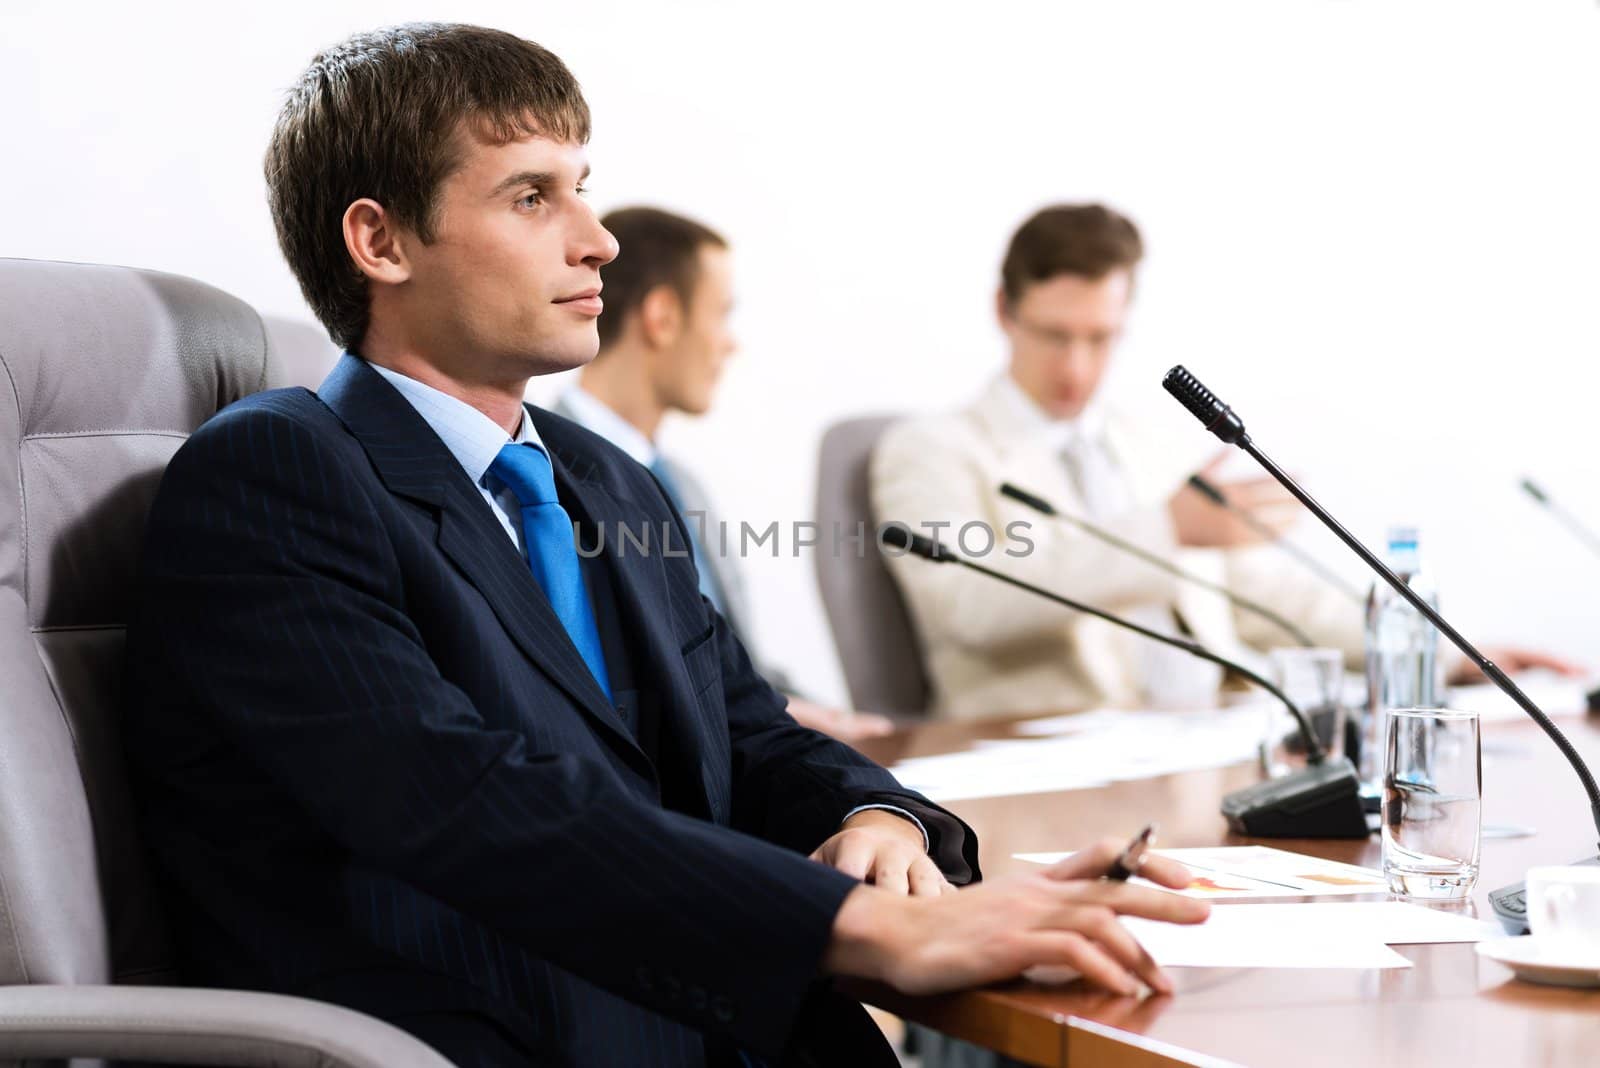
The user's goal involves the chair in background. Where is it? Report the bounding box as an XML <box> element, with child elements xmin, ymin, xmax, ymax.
<box><xmin>812</xmin><ymin>415</ymin><xmax>931</xmax><ymax>718</ymax></box>
<box><xmin>262</xmin><ymin>314</ymin><xmax>341</xmax><ymax>390</ymax></box>
<box><xmin>0</xmin><ymin>258</ymin><xmax>451</xmax><ymax>1067</ymax></box>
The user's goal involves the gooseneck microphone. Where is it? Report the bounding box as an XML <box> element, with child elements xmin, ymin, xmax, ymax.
<box><xmin>1521</xmin><ymin>476</ymin><xmax>1600</xmax><ymax>563</ymax></box>
<box><xmin>881</xmin><ymin>523</ymin><xmax>1368</xmax><ymax>838</ymax></box>
<box><xmin>1162</xmin><ymin>366</ymin><xmax>1600</xmax><ymax>922</ymax></box>
<box><xmin>1187</xmin><ymin>473</ymin><xmax>1366</xmax><ymax>604</ymax></box>
<box><xmin>1518</xmin><ymin>476</ymin><xmax>1600</xmax><ymax>719</ymax></box>
<box><xmin>998</xmin><ymin>481</ymin><xmax>1315</xmax><ymax>648</ymax></box>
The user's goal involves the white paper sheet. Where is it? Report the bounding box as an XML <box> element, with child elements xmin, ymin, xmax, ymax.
<box><xmin>889</xmin><ymin>705</ymin><xmax>1266</xmax><ymax>802</ymax></box>
<box><xmin>1026</xmin><ymin>902</ymin><xmax>1492</xmax><ymax>974</ymax></box>
<box><xmin>1274</xmin><ymin>902</ymin><xmax>1501</xmax><ymax>944</ymax></box>
<box><xmin>1124</xmin><ymin>900</ymin><xmax>1495</xmax><ymax>969</ymax></box>
<box><xmin>1121</xmin><ymin>906</ymin><xmax>1415</xmax><ymax>969</ymax></box>
<box><xmin>1010</xmin><ymin>708</ymin><xmax>1161</xmax><ymax>737</ymax></box>
<box><xmin>1447</xmin><ymin>673</ymin><xmax>1591</xmax><ymax>723</ymax></box>
<box><xmin>1015</xmin><ymin>846</ymin><xmax>1391</xmax><ymax>899</ymax></box>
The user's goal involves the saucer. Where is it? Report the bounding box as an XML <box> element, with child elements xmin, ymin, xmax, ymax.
<box><xmin>1476</xmin><ymin>936</ymin><xmax>1600</xmax><ymax>988</ymax></box>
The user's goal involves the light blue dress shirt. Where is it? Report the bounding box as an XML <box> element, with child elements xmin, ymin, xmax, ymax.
<box><xmin>368</xmin><ymin>362</ymin><xmax>539</xmax><ymax>554</ymax></box>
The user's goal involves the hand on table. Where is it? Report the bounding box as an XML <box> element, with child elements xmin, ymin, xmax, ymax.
<box><xmin>823</xmin><ymin>837</ymin><xmax>1208</xmax><ymax>998</ymax></box>
<box><xmin>786</xmin><ymin>695</ymin><xmax>895</xmax><ymax>742</ymax></box>
<box><xmin>810</xmin><ymin>808</ymin><xmax>951</xmax><ymax>898</ymax></box>
<box><xmin>1446</xmin><ymin>646</ymin><xmax>1588</xmax><ymax>686</ymax></box>
<box><xmin>1169</xmin><ymin>454</ymin><xmax>1297</xmax><ymax>549</ymax></box>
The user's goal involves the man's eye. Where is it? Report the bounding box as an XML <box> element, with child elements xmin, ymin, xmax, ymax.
<box><xmin>575</xmin><ymin>183</ymin><xmax>590</xmax><ymax>197</ymax></box>
<box><xmin>517</xmin><ymin>191</ymin><xmax>542</xmax><ymax>209</ymax></box>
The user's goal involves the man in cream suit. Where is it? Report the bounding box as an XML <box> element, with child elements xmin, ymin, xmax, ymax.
<box><xmin>871</xmin><ymin>204</ymin><xmax>1363</xmax><ymax>722</ymax></box>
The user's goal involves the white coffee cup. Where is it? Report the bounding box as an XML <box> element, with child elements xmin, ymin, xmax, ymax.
<box><xmin>1526</xmin><ymin>865</ymin><xmax>1600</xmax><ymax>959</ymax></box>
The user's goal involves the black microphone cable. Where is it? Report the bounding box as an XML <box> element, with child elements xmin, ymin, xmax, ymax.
<box><xmin>880</xmin><ymin>521</ymin><xmax>1368</xmax><ymax>838</ymax></box>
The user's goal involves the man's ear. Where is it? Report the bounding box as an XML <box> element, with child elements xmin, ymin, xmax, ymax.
<box><xmin>994</xmin><ymin>288</ymin><xmax>1015</xmax><ymax>334</ymax></box>
<box><xmin>343</xmin><ymin>198</ymin><xmax>413</xmax><ymax>285</ymax></box>
<box><xmin>638</xmin><ymin>284</ymin><xmax>684</xmax><ymax>349</ymax></box>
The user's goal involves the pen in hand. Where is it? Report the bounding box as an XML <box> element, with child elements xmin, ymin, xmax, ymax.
<box><xmin>1106</xmin><ymin>823</ymin><xmax>1156</xmax><ymax>882</ymax></box>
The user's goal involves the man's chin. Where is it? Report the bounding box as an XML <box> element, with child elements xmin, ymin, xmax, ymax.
<box><xmin>674</xmin><ymin>390</ymin><xmax>716</xmax><ymax>418</ymax></box>
<box><xmin>1046</xmin><ymin>400</ymin><xmax>1089</xmax><ymax>422</ymax></box>
<box><xmin>513</xmin><ymin>336</ymin><xmax>599</xmax><ymax>378</ymax></box>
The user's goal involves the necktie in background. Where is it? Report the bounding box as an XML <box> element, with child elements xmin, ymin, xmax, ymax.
<box><xmin>488</xmin><ymin>443</ymin><xmax>613</xmax><ymax>700</ymax></box>
<box><xmin>1059</xmin><ymin>431</ymin><xmax>1222</xmax><ymax>705</ymax></box>
<box><xmin>649</xmin><ymin>458</ymin><xmax>730</xmax><ymax>617</ymax></box>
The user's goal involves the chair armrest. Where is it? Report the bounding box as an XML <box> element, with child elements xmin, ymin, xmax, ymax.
<box><xmin>0</xmin><ymin>984</ymin><xmax>455</xmax><ymax>1067</ymax></box>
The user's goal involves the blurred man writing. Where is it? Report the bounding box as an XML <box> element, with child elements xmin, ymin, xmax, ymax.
<box><xmin>873</xmin><ymin>204</ymin><xmax>1579</xmax><ymax>722</ymax></box>
<box><xmin>873</xmin><ymin>205</ymin><xmax>1361</xmax><ymax>721</ymax></box>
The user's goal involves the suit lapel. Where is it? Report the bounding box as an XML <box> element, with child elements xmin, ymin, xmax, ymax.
<box><xmin>317</xmin><ymin>356</ymin><xmax>646</xmax><ymax>767</ymax></box>
<box><xmin>552</xmin><ymin>395</ymin><xmax>744</xmax><ymax>637</ymax></box>
<box><xmin>967</xmin><ymin>376</ymin><xmax>1135</xmax><ymax>703</ymax></box>
<box><xmin>540</xmin><ymin>423</ymin><xmax>724</xmax><ymax>819</ymax></box>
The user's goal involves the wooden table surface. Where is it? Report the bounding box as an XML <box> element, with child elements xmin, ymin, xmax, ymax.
<box><xmin>850</xmin><ymin>711</ymin><xmax>1600</xmax><ymax>1068</ymax></box>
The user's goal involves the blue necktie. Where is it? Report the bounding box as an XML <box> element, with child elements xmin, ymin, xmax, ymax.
<box><xmin>648</xmin><ymin>459</ymin><xmax>729</xmax><ymax>617</ymax></box>
<box><xmin>488</xmin><ymin>443</ymin><xmax>612</xmax><ymax>701</ymax></box>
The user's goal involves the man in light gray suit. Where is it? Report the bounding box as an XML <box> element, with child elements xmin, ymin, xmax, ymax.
<box><xmin>558</xmin><ymin>206</ymin><xmax>893</xmax><ymax>742</ymax></box>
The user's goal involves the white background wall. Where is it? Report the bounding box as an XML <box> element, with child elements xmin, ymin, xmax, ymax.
<box><xmin>6</xmin><ymin>0</ymin><xmax>1600</xmax><ymax>706</ymax></box>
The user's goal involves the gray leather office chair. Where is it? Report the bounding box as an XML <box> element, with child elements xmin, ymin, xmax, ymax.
<box><xmin>0</xmin><ymin>259</ymin><xmax>452</xmax><ymax>1067</ymax></box>
<box><xmin>813</xmin><ymin>416</ymin><xmax>931</xmax><ymax>718</ymax></box>
<box><xmin>261</xmin><ymin>315</ymin><xmax>341</xmax><ymax>390</ymax></box>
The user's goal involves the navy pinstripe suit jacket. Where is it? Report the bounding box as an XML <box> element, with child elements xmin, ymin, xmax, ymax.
<box><xmin>123</xmin><ymin>354</ymin><xmax>978</xmax><ymax>1067</ymax></box>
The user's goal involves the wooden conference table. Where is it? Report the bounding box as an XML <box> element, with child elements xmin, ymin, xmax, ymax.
<box><xmin>851</xmin><ymin>711</ymin><xmax>1600</xmax><ymax>1068</ymax></box>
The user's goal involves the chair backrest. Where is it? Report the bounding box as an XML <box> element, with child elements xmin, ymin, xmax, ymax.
<box><xmin>813</xmin><ymin>416</ymin><xmax>931</xmax><ymax>717</ymax></box>
<box><xmin>0</xmin><ymin>259</ymin><xmax>269</xmax><ymax>988</ymax></box>
<box><xmin>262</xmin><ymin>314</ymin><xmax>340</xmax><ymax>390</ymax></box>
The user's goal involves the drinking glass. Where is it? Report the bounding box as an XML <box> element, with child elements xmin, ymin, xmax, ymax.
<box><xmin>1382</xmin><ymin>707</ymin><xmax>1482</xmax><ymax>899</ymax></box>
<box><xmin>1263</xmin><ymin>648</ymin><xmax>1346</xmax><ymax>777</ymax></box>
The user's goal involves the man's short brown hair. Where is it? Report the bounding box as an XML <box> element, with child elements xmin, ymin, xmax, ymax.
<box><xmin>596</xmin><ymin>207</ymin><xmax>727</xmax><ymax>352</ymax></box>
<box><xmin>265</xmin><ymin>23</ymin><xmax>591</xmax><ymax>349</ymax></box>
<box><xmin>1000</xmin><ymin>204</ymin><xmax>1144</xmax><ymax>305</ymax></box>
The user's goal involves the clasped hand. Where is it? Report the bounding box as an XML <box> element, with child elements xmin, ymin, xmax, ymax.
<box><xmin>810</xmin><ymin>808</ymin><xmax>952</xmax><ymax>897</ymax></box>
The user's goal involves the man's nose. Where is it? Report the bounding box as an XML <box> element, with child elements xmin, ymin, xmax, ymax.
<box><xmin>574</xmin><ymin>209</ymin><xmax>619</xmax><ymax>267</ymax></box>
<box><xmin>1058</xmin><ymin>343</ymin><xmax>1096</xmax><ymax>381</ymax></box>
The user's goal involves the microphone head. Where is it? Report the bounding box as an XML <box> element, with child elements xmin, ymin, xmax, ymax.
<box><xmin>1162</xmin><ymin>365</ymin><xmax>1248</xmax><ymax>445</ymax></box>
<box><xmin>1520</xmin><ymin>477</ymin><xmax>1549</xmax><ymax>505</ymax></box>
<box><xmin>879</xmin><ymin>523</ymin><xmax>953</xmax><ymax>562</ymax></box>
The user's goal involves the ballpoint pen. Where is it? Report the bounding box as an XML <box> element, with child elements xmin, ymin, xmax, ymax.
<box><xmin>1107</xmin><ymin>823</ymin><xmax>1156</xmax><ymax>882</ymax></box>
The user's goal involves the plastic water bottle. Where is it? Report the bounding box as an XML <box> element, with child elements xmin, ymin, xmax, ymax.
<box><xmin>1361</xmin><ymin>526</ymin><xmax>1442</xmax><ymax>781</ymax></box>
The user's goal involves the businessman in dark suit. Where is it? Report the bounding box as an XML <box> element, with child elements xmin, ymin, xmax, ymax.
<box><xmin>123</xmin><ymin>22</ymin><xmax>1207</xmax><ymax>1068</ymax></box>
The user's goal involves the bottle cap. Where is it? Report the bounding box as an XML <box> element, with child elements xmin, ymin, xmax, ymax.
<box><xmin>1386</xmin><ymin>525</ymin><xmax>1419</xmax><ymax>550</ymax></box>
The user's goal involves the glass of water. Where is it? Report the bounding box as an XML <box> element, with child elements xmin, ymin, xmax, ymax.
<box><xmin>1263</xmin><ymin>648</ymin><xmax>1346</xmax><ymax>777</ymax></box>
<box><xmin>1382</xmin><ymin>707</ymin><xmax>1482</xmax><ymax>899</ymax></box>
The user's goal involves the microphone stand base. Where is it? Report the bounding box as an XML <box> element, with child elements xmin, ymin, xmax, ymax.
<box><xmin>1221</xmin><ymin>759</ymin><xmax>1369</xmax><ymax>839</ymax></box>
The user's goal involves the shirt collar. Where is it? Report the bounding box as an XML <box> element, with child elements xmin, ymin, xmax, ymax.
<box><xmin>992</xmin><ymin>371</ymin><xmax>1107</xmax><ymax>453</ymax></box>
<box><xmin>366</xmin><ymin>359</ymin><xmax>543</xmax><ymax>487</ymax></box>
<box><xmin>558</xmin><ymin>384</ymin><xmax>658</xmax><ymax>468</ymax></box>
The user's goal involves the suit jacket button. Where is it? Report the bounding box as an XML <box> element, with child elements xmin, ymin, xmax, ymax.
<box><xmin>712</xmin><ymin>996</ymin><xmax>736</xmax><ymax>1024</ymax></box>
